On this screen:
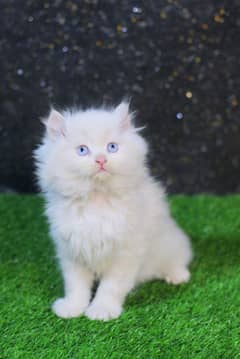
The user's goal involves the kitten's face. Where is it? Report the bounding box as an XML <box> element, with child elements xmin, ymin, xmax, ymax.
<box><xmin>36</xmin><ymin>103</ymin><xmax>148</xmax><ymax>194</ymax></box>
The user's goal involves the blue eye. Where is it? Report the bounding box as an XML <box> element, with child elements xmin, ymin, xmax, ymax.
<box><xmin>77</xmin><ymin>145</ymin><xmax>89</xmax><ymax>156</ymax></box>
<box><xmin>107</xmin><ymin>142</ymin><xmax>119</xmax><ymax>153</ymax></box>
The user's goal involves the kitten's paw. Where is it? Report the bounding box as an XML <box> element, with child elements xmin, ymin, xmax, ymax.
<box><xmin>165</xmin><ymin>267</ymin><xmax>190</xmax><ymax>285</ymax></box>
<box><xmin>85</xmin><ymin>299</ymin><xmax>122</xmax><ymax>321</ymax></box>
<box><xmin>52</xmin><ymin>297</ymin><xmax>87</xmax><ymax>318</ymax></box>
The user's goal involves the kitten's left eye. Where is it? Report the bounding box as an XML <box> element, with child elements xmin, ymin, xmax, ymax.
<box><xmin>107</xmin><ymin>142</ymin><xmax>119</xmax><ymax>153</ymax></box>
<box><xmin>77</xmin><ymin>145</ymin><xmax>89</xmax><ymax>156</ymax></box>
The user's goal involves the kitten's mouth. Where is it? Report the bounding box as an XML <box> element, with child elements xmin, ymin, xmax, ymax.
<box><xmin>97</xmin><ymin>166</ymin><xmax>107</xmax><ymax>173</ymax></box>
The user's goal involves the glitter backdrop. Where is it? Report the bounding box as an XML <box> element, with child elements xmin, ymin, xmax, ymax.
<box><xmin>0</xmin><ymin>0</ymin><xmax>240</xmax><ymax>193</ymax></box>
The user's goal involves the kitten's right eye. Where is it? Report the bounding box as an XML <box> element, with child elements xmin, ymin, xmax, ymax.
<box><xmin>76</xmin><ymin>145</ymin><xmax>89</xmax><ymax>156</ymax></box>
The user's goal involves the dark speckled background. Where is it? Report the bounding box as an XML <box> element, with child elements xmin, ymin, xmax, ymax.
<box><xmin>0</xmin><ymin>0</ymin><xmax>240</xmax><ymax>193</ymax></box>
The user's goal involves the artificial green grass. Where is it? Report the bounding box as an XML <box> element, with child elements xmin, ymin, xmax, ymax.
<box><xmin>1</xmin><ymin>195</ymin><xmax>240</xmax><ymax>358</ymax></box>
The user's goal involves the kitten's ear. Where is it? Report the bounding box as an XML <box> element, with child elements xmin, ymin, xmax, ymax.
<box><xmin>42</xmin><ymin>109</ymin><xmax>66</xmax><ymax>140</ymax></box>
<box><xmin>115</xmin><ymin>102</ymin><xmax>132</xmax><ymax>131</ymax></box>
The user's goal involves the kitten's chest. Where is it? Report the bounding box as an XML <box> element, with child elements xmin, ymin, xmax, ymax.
<box><xmin>79</xmin><ymin>195</ymin><xmax>125</xmax><ymax>240</ymax></box>
<box><xmin>50</xmin><ymin>195</ymin><xmax>127</xmax><ymax>266</ymax></box>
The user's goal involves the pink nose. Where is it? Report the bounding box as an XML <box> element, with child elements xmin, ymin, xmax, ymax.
<box><xmin>95</xmin><ymin>155</ymin><xmax>107</xmax><ymax>166</ymax></box>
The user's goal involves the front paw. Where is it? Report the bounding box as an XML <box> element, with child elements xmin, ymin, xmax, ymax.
<box><xmin>52</xmin><ymin>297</ymin><xmax>88</xmax><ymax>319</ymax></box>
<box><xmin>85</xmin><ymin>299</ymin><xmax>122</xmax><ymax>321</ymax></box>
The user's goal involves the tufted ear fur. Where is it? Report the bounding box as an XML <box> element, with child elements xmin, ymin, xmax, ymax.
<box><xmin>42</xmin><ymin>109</ymin><xmax>66</xmax><ymax>139</ymax></box>
<box><xmin>115</xmin><ymin>102</ymin><xmax>132</xmax><ymax>131</ymax></box>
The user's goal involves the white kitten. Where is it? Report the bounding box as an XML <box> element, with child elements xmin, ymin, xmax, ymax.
<box><xmin>34</xmin><ymin>102</ymin><xmax>192</xmax><ymax>321</ymax></box>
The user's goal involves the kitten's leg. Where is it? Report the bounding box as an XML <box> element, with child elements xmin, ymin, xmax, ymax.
<box><xmin>52</xmin><ymin>258</ymin><xmax>93</xmax><ymax>318</ymax></box>
<box><xmin>137</xmin><ymin>214</ymin><xmax>192</xmax><ymax>285</ymax></box>
<box><xmin>85</xmin><ymin>256</ymin><xmax>138</xmax><ymax>321</ymax></box>
<box><xmin>155</xmin><ymin>218</ymin><xmax>192</xmax><ymax>285</ymax></box>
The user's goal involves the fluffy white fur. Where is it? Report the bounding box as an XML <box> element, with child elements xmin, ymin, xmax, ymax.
<box><xmin>34</xmin><ymin>102</ymin><xmax>192</xmax><ymax>321</ymax></box>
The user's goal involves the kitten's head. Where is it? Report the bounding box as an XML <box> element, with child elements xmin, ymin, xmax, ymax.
<box><xmin>35</xmin><ymin>102</ymin><xmax>148</xmax><ymax>197</ymax></box>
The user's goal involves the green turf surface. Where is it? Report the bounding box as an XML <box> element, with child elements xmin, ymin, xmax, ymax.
<box><xmin>0</xmin><ymin>195</ymin><xmax>240</xmax><ymax>358</ymax></box>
